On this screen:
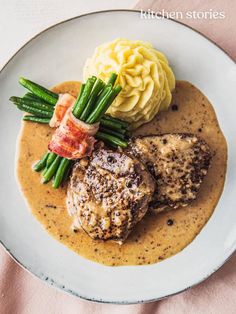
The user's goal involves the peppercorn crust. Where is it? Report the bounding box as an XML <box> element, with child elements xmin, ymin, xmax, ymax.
<box><xmin>67</xmin><ymin>148</ymin><xmax>155</xmax><ymax>242</ymax></box>
<box><xmin>129</xmin><ymin>134</ymin><xmax>212</xmax><ymax>212</ymax></box>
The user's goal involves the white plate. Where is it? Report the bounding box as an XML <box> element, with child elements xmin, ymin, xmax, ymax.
<box><xmin>0</xmin><ymin>10</ymin><xmax>236</xmax><ymax>304</ymax></box>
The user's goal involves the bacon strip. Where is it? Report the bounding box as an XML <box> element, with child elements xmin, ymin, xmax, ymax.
<box><xmin>49</xmin><ymin>93</ymin><xmax>76</xmax><ymax>128</ymax></box>
<box><xmin>48</xmin><ymin>107</ymin><xmax>99</xmax><ymax>160</ymax></box>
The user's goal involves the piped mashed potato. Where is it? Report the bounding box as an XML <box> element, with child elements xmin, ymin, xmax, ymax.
<box><xmin>84</xmin><ymin>38</ymin><xmax>175</xmax><ymax>128</ymax></box>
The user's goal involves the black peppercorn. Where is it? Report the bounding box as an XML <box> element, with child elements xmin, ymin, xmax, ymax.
<box><xmin>126</xmin><ymin>181</ymin><xmax>133</xmax><ymax>188</ymax></box>
<box><xmin>107</xmin><ymin>156</ymin><xmax>116</xmax><ymax>163</ymax></box>
<box><xmin>171</xmin><ymin>104</ymin><xmax>178</xmax><ymax>111</ymax></box>
<box><xmin>167</xmin><ymin>219</ymin><xmax>174</xmax><ymax>226</ymax></box>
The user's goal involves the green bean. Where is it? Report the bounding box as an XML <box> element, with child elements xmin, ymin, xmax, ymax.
<box><xmin>107</xmin><ymin>73</ymin><xmax>118</xmax><ymax>87</ymax></box>
<box><xmin>33</xmin><ymin>152</ymin><xmax>49</xmax><ymax>172</ymax></box>
<box><xmin>10</xmin><ymin>96</ymin><xmax>54</xmax><ymax>112</ymax></box>
<box><xmin>99</xmin><ymin>126</ymin><xmax>126</xmax><ymax>139</ymax></box>
<box><xmin>95</xmin><ymin>83</ymin><xmax>112</xmax><ymax>105</ymax></box>
<box><xmin>102</xmin><ymin>114</ymin><xmax>130</xmax><ymax>128</ymax></box>
<box><xmin>46</xmin><ymin>152</ymin><xmax>57</xmax><ymax>168</ymax></box>
<box><xmin>23</xmin><ymin>92</ymin><xmax>42</xmax><ymax>102</ymax></box>
<box><xmin>80</xmin><ymin>79</ymin><xmax>105</xmax><ymax>121</ymax></box>
<box><xmin>23</xmin><ymin>115</ymin><xmax>51</xmax><ymax>124</ymax></box>
<box><xmin>103</xmin><ymin>125</ymin><xmax>126</xmax><ymax>135</ymax></box>
<box><xmin>42</xmin><ymin>167</ymin><xmax>49</xmax><ymax>176</ymax></box>
<box><xmin>96</xmin><ymin>131</ymin><xmax>128</xmax><ymax>148</ymax></box>
<box><xmin>86</xmin><ymin>85</ymin><xmax>122</xmax><ymax>124</ymax></box>
<box><xmin>96</xmin><ymin>85</ymin><xmax>122</xmax><ymax>121</ymax></box>
<box><xmin>16</xmin><ymin>103</ymin><xmax>52</xmax><ymax>118</ymax></box>
<box><xmin>43</xmin><ymin>155</ymin><xmax>62</xmax><ymax>182</ymax></box>
<box><xmin>19</xmin><ymin>77</ymin><xmax>58</xmax><ymax>105</ymax></box>
<box><xmin>86</xmin><ymin>88</ymin><xmax>113</xmax><ymax>124</ymax></box>
<box><xmin>72</xmin><ymin>83</ymin><xmax>85</xmax><ymax>110</ymax></box>
<box><xmin>72</xmin><ymin>76</ymin><xmax>96</xmax><ymax>118</ymax></box>
<box><xmin>100</xmin><ymin>117</ymin><xmax>125</xmax><ymax>131</ymax></box>
<box><xmin>77</xmin><ymin>83</ymin><xmax>85</xmax><ymax>102</ymax></box>
<box><xmin>53</xmin><ymin>159</ymin><xmax>71</xmax><ymax>189</ymax></box>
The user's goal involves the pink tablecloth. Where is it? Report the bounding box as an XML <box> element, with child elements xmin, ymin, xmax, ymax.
<box><xmin>1</xmin><ymin>1</ymin><xmax>236</xmax><ymax>313</ymax></box>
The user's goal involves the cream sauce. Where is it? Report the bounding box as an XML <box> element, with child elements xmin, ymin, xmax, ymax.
<box><xmin>16</xmin><ymin>81</ymin><xmax>227</xmax><ymax>266</ymax></box>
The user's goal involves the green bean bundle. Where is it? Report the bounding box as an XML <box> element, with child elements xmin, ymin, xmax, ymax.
<box><xmin>10</xmin><ymin>74</ymin><xmax>130</xmax><ymax>188</ymax></box>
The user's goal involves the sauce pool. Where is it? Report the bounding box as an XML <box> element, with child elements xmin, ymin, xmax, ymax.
<box><xmin>16</xmin><ymin>81</ymin><xmax>227</xmax><ymax>266</ymax></box>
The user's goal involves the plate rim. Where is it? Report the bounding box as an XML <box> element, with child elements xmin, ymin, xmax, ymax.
<box><xmin>0</xmin><ymin>9</ymin><xmax>235</xmax><ymax>304</ymax></box>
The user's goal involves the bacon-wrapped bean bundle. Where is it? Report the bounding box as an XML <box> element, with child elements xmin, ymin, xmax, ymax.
<box><xmin>49</xmin><ymin>107</ymin><xmax>99</xmax><ymax>160</ymax></box>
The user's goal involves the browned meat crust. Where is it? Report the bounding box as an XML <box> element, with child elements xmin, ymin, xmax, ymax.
<box><xmin>129</xmin><ymin>134</ymin><xmax>212</xmax><ymax>213</ymax></box>
<box><xmin>67</xmin><ymin>149</ymin><xmax>155</xmax><ymax>242</ymax></box>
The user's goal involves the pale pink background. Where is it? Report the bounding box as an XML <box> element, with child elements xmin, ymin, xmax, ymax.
<box><xmin>1</xmin><ymin>1</ymin><xmax>236</xmax><ymax>313</ymax></box>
